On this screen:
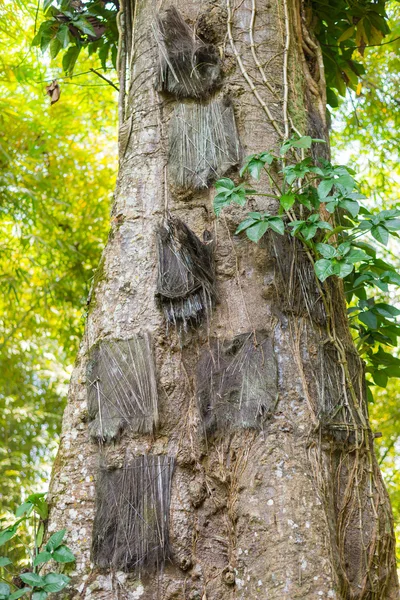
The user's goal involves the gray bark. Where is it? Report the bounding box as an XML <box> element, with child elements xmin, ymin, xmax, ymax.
<box><xmin>47</xmin><ymin>1</ymin><xmax>399</xmax><ymax>599</ymax></box>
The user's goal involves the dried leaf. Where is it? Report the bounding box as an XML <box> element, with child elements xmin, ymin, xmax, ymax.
<box><xmin>46</xmin><ymin>80</ymin><xmax>61</xmax><ymax>105</ymax></box>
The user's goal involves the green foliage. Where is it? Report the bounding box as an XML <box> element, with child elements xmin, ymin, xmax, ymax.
<box><xmin>312</xmin><ymin>0</ymin><xmax>393</xmax><ymax>106</ymax></box>
<box><xmin>235</xmin><ymin>212</ymin><xmax>285</xmax><ymax>242</ymax></box>
<box><xmin>31</xmin><ymin>0</ymin><xmax>118</xmax><ymax>74</ymax></box>
<box><xmin>0</xmin><ymin>0</ymin><xmax>116</xmax><ymax>512</ymax></box>
<box><xmin>213</xmin><ymin>136</ymin><xmax>400</xmax><ymax>391</ymax></box>
<box><xmin>214</xmin><ymin>178</ymin><xmax>256</xmax><ymax>216</ymax></box>
<box><xmin>31</xmin><ymin>0</ymin><xmax>394</xmax><ymax>106</ymax></box>
<box><xmin>0</xmin><ymin>497</ymin><xmax>74</xmax><ymax>600</ymax></box>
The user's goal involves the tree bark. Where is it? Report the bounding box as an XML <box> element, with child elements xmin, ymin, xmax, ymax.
<box><xmin>47</xmin><ymin>0</ymin><xmax>398</xmax><ymax>599</ymax></box>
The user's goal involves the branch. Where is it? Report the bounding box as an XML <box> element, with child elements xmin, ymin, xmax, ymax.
<box><xmin>89</xmin><ymin>68</ymin><xmax>120</xmax><ymax>91</ymax></box>
<box><xmin>321</xmin><ymin>35</ymin><xmax>400</xmax><ymax>50</ymax></box>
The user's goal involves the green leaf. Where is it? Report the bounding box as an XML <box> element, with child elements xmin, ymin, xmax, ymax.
<box><xmin>26</xmin><ymin>493</ymin><xmax>46</xmax><ymax>503</ymax></box>
<box><xmin>45</xmin><ymin>529</ymin><xmax>66</xmax><ymax>552</ymax></box>
<box><xmin>358</xmin><ymin>219</ymin><xmax>373</xmax><ymax>231</ymax></box>
<box><xmin>385</xmin><ymin>218</ymin><xmax>400</xmax><ymax>231</ymax></box>
<box><xmin>36</xmin><ymin>523</ymin><xmax>45</xmax><ymax>548</ymax></box>
<box><xmin>10</xmin><ymin>590</ymin><xmax>31</xmax><ymax>600</ymax></box>
<box><xmin>0</xmin><ymin>583</ymin><xmax>10</xmax><ymax>596</ymax></box>
<box><xmin>372</xmin><ymin>370</ymin><xmax>388</xmax><ymax>388</ymax></box>
<box><xmin>214</xmin><ymin>192</ymin><xmax>231</xmax><ymax>216</ymax></box>
<box><xmin>381</xmin><ymin>270</ymin><xmax>400</xmax><ymax>285</ymax></box>
<box><xmin>32</xmin><ymin>501</ymin><xmax>48</xmax><ymax>521</ymax></box>
<box><xmin>345</xmin><ymin>249</ymin><xmax>370</xmax><ymax>264</ymax></box>
<box><xmin>315</xmin><ymin>259</ymin><xmax>335</xmax><ymax>282</ymax></box>
<box><xmin>373</xmin><ymin>303</ymin><xmax>400</xmax><ymax>318</ymax></box>
<box><xmin>318</xmin><ymin>179</ymin><xmax>334</xmax><ymax>199</ymax></box>
<box><xmin>280</xmin><ymin>135</ymin><xmax>322</xmax><ymax>155</ymax></box>
<box><xmin>230</xmin><ymin>188</ymin><xmax>247</xmax><ymax>207</ymax></box>
<box><xmin>336</xmin><ymin>242</ymin><xmax>351</xmax><ymax>256</ymax></box>
<box><xmin>325</xmin><ymin>200</ymin><xmax>338</xmax><ymax>213</ymax></box>
<box><xmin>52</xmin><ymin>545</ymin><xmax>75</xmax><ymax>563</ymax></box>
<box><xmin>239</xmin><ymin>156</ymin><xmax>269</xmax><ymax>180</ymax></box>
<box><xmin>0</xmin><ymin>556</ymin><xmax>12</xmax><ymax>567</ymax></box>
<box><xmin>245</xmin><ymin>221</ymin><xmax>269</xmax><ymax>243</ymax></box>
<box><xmin>43</xmin><ymin>0</ymin><xmax>54</xmax><ymax>10</ymax></box>
<box><xmin>15</xmin><ymin>502</ymin><xmax>33</xmax><ymax>518</ymax></box>
<box><xmin>287</xmin><ymin>220</ymin><xmax>305</xmax><ymax>236</ymax></box>
<box><xmin>316</xmin><ymin>243</ymin><xmax>337</xmax><ymax>259</ymax></box>
<box><xmin>50</xmin><ymin>37</ymin><xmax>62</xmax><ymax>59</ymax></box>
<box><xmin>74</xmin><ymin>18</ymin><xmax>96</xmax><ymax>37</ymax></box>
<box><xmin>62</xmin><ymin>45</ymin><xmax>81</xmax><ymax>76</ymax></box>
<box><xmin>373</xmin><ymin>348</ymin><xmax>400</xmax><ymax>367</ymax></box>
<box><xmin>267</xmin><ymin>217</ymin><xmax>285</xmax><ymax>235</ymax></box>
<box><xmin>32</xmin><ymin>592</ymin><xmax>47</xmax><ymax>600</ymax></box>
<box><xmin>259</xmin><ymin>152</ymin><xmax>274</xmax><ymax>165</ymax></box>
<box><xmin>293</xmin><ymin>136</ymin><xmax>312</xmax><ymax>148</ymax></box>
<box><xmin>280</xmin><ymin>194</ymin><xmax>295</xmax><ymax>211</ymax></box>
<box><xmin>371</xmin><ymin>225</ymin><xmax>389</xmax><ymax>245</ymax></box>
<box><xmin>338</xmin><ymin>25</ymin><xmax>356</xmax><ymax>43</ymax></box>
<box><xmin>317</xmin><ymin>221</ymin><xmax>333</xmax><ymax>231</ymax></box>
<box><xmin>42</xmin><ymin>573</ymin><xmax>70</xmax><ymax>593</ymax></box>
<box><xmin>33</xmin><ymin>551</ymin><xmax>53</xmax><ymax>567</ymax></box>
<box><xmin>303</xmin><ymin>224</ymin><xmax>318</xmax><ymax>240</ymax></box>
<box><xmin>336</xmin><ymin>261</ymin><xmax>354</xmax><ymax>278</ymax></box>
<box><xmin>20</xmin><ymin>573</ymin><xmax>44</xmax><ymax>587</ymax></box>
<box><xmin>247</xmin><ymin>159</ymin><xmax>264</xmax><ymax>179</ymax></box>
<box><xmin>359</xmin><ymin>310</ymin><xmax>378</xmax><ymax>330</ymax></box>
<box><xmin>297</xmin><ymin>193</ymin><xmax>312</xmax><ymax>209</ymax></box>
<box><xmin>0</xmin><ymin>523</ymin><xmax>19</xmax><ymax>547</ymax></box>
<box><xmin>215</xmin><ymin>178</ymin><xmax>235</xmax><ymax>192</ymax></box>
<box><xmin>56</xmin><ymin>25</ymin><xmax>70</xmax><ymax>49</ymax></box>
<box><xmin>326</xmin><ymin>87</ymin><xmax>339</xmax><ymax>108</ymax></box>
<box><xmin>353</xmin><ymin>241</ymin><xmax>376</xmax><ymax>257</ymax></box>
<box><xmin>235</xmin><ymin>218</ymin><xmax>257</xmax><ymax>235</ymax></box>
<box><xmin>339</xmin><ymin>199</ymin><xmax>360</xmax><ymax>218</ymax></box>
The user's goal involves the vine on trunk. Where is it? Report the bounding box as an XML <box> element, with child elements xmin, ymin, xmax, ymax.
<box><xmin>213</xmin><ymin>136</ymin><xmax>400</xmax><ymax>392</ymax></box>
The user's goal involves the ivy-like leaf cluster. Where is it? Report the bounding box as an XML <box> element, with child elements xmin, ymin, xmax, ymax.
<box><xmin>0</xmin><ymin>496</ymin><xmax>75</xmax><ymax>600</ymax></box>
<box><xmin>214</xmin><ymin>136</ymin><xmax>400</xmax><ymax>391</ymax></box>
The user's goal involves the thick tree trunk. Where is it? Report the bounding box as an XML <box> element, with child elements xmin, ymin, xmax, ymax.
<box><xmin>48</xmin><ymin>1</ymin><xmax>398</xmax><ymax>599</ymax></box>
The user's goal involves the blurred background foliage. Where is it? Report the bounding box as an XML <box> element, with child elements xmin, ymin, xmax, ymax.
<box><xmin>0</xmin><ymin>0</ymin><xmax>117</xmax><ymax>517</ymax></box>
<box><xmin>331</xmin><ymin>0</ymin><xmax>400</xmax><ymax>550</ymax></box>
<box><xmin>0</xmin><ymin>0</ymin><xmax>399</xmax><ymax>564</ymax></box>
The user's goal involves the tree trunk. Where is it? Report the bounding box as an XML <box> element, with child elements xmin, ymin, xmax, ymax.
<box><xmin>47</xmin><ymin>1</ymin><xmax>398</xmax><ymax>598</ymax></box>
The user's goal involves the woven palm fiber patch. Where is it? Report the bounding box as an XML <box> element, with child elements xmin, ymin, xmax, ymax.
<box><xmin>86</xmin><ymin>334</ymin><xmax>159</xmax><ymax>443</ymax></box>
<box><xmin>154</xmin><ymin>6</ymin><xmax>221</xmax><ymax>100</ymax></box>
<box><xmin>197</xmin><ymin>331</ymin><xmax>278</xmax><ymax>436</ymax></box>
<box><xmin>92</xmin><ymin>454</ymin><xmax>175</xmax><ymax>572</ymax></box>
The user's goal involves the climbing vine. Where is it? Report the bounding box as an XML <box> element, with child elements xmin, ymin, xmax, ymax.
<box><xmin>214</xmin><ymin>136</ymin><xmax>400</xmax><ymax>395</ymax></box>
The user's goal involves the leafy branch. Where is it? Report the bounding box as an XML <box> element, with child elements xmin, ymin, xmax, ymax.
<box><xmin>214</xmin><ymin>136</ymin><xmax>400</xmax><ymax>392</ymax></box>
<box><xmin>0</xmin><ymin>495</ymin><xmax>75</xmax><ymax>600</ymax></box>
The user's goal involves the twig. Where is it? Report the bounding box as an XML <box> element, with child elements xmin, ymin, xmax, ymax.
<box><xmin>321</xmin><ymin>35</ymin><xmax>400</xmax><ymax>50</ymax></box>
<box><xmin>89</xmin><ymin>68</ymin><xmax>120</xmax><ymax>91</ymax></box>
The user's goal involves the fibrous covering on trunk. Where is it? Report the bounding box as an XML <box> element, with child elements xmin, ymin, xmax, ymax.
<box><xmin>155</xmin><ymin>216</ymin><xmax>215</xmax><ymax>331</ymax></box>
<box><xmin>92</xmin><ymin>455</ymin><xmax>174</xmax><ymax>572</ymax></box>
<box><xmin>168</xmin><ymin>99</ymin><xmax>240</xmax><ymax>190</ymax></box>
<box><xmin>86</xmin><ymin>334</ymin><xmax>159</xmax><ymax>442</ymax></box>
<box><xmin>47</xmin><ymin>1</ymin><xmax>398</xmax><ymax>599</ymax></box>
